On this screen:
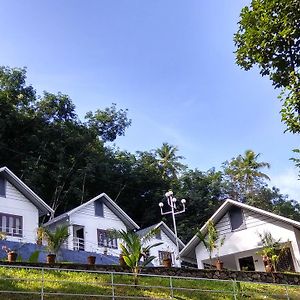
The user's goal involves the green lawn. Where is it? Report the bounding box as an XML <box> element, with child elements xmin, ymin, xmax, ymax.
<box><xmin>0</xmin><ymin>266</ymin><xmax>299</xmax><ymax>299</ymax></box>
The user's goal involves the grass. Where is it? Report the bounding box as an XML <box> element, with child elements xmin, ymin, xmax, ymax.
<box><xmin>0</xmin><ymin>266</ymin><xmax>299</xmax><ymax>299</ymax></box>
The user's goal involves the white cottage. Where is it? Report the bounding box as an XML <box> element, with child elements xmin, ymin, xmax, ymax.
<box><xmin>0</xmin><ymin>166</ymin><xmax>54</xmax><ymax>244</ymax></box>
<box><xmin>137</xmin><ymin>221</ymin><xmax>185</xmax><ymax>267</ymax></box>
<box><xmin>181</xmin><ymin>199</ymin><xmax>300</xmax><ymax>272</ymax></box>
<box><xmin>44</xmin><ymin>193</ymin><xmax>139</xmax><ymax>256</ymax></box>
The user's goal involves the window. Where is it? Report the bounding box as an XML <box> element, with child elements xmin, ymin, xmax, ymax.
<box><xmin>158</xmin><ymin>251</ymin><xmax>172</xmax><ymax>265</ymax></box>
<box><xmin>94</xmin><ymin>200</ymin><xmax>104</xmax><ymax>217</ymax></box>
<box><xmin>229</xmin><ymin>206</ymin><xmax>246</xmax><ymax>231</ymax></box>
<box><xmin>97</xmin><ymin>229</ymin><xmax>117</xmax><ymax>249</ymax></box>
<box><xmin>0</xmin><ymin>177</ymin><xmax>6</xmax><ymax>197</ymax></box>
<box><xmin>0</xmin><ymin>213</ymin><xmax>22</xmax><ymax>237</ymax></box>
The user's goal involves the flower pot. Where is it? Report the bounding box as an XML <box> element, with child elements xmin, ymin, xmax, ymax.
<box><xmin>163</xmin><ymin>258</ymin><xmax>172</xmax><ymax>268</ymax></box>
<box><xmin>47</xmin><ymin>254</ymin><xmax>56</xmax><ymax>264</ymax></box>
<box><xmin>265</xmin><ymin>264</ymin><xmax>273</xmax><ymax>273</ymax></box>
<box><xmin>87</xmin><ymin>255</ymin><xmax>96</xmax><ymax>265</ymax></box>
<box><xmin>215</xmin><ymin>259</ymin><xmax>224</xmax><ymax>270</ymax></box>
<box><xmin>7</xmin><ymin>252</ymin><xmax>17</xmax><ymax>263</ymax></box>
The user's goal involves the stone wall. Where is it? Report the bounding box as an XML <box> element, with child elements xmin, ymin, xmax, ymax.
<box><xmin>0</xmin><ymin>261</ymin><xmax>299</xmax><ymax>286</ymax></box>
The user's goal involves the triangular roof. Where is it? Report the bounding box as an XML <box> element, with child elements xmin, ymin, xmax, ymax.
<box><xmin>44</xmin><ymin>193</ymin><xmax>140</xmax><ymax>230</ymax></box>
<box><xmin>180</xmin><ymin>198</ymin><xmax>300</xmax><ymax>264</ymax></box>
<box><xmin>137</xmin><ymin>221</ymin><xmax>185</xmax><ymax>250</ymax></box>
<box><xmin>0</xmin><ymin>166</ymin><xmax>54</xmax><ymax>217</ymax></box>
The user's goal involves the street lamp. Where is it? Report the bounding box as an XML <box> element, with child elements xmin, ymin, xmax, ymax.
<box><xmin>159</xmin><ymin>190</ymin><xmax>186</xmax><ymax>266</ymax></box>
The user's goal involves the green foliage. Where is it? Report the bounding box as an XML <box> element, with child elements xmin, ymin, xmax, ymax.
<box><xmin>155</xmin><ymin>143</ymin><xmax>186</xmax><ymax>179</ymax></box>
<box><xmin>223</xmin><ymin>150</ymin><xmax>270</xmax><ymax>202</ymax></box>
<box><xmin>234</xmin><ymin>0</ymin><xmax>300</xmax><ymax>133</ymax></box>
<box><xmin>42</xmin><ymin>225</ymin><xmax>69</xmax><ymax>255</ymax></box>
<box><xmin>257</xmin><ymin>231</ymin><xmax>289</xmax><ymax>272</ymax></box>
<box><xmin>85</xmin><ymin>103</ymin><xmax>131</xmax><ymax>142</ymax></box>
<box><xmin>28</xmin><ymin>251</ymin><xmax>40</xmax><ymax>263</ymax></box>
<box><xmin>197</xmin><ymin>220</ymin><xmax>225</xmax><ymax>268</ymax></box>
<box><xmin>0</xmin><ymin>266</ymin><xmax>298</xmax><ymax>300</ymax></box>
<box><xmin>1</xmin><ymin>65</ymin><xmax>300</xmax><ymax>246</ymax></box>
<box><xmin>111</xmin><ymin>229</ymin><xmax>162</xmax><ymax>284</ymax></box>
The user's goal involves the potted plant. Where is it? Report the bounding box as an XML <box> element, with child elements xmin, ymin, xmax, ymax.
<box><xmin>257</xmin><ymin>231</ymin><xmax>288</xmax><ymax>273</ymax></box>
<box><xmin>197</xmin><ymin>220</ymin><xmax>225</xmax><ymax>269</ymax></box>
<box><xmin>215</xmin><ymin>236</ymin><xmax>225</xmax><ymax>270</ymax></box>
<box><xmin>163</xmin><ymin>256</ymin><xmax>172</xmax><ymax>268</ymax></box>
<box><xmin>42</xmin><ymin>225</ymin><xmax>69</xmax><ymax>264</ymax></box>
<box><xmin>2</xmin><ymin>245</ymin><xmax>17</xmax><ymax>263</ymax></box>
<box><xmin>111</xmin><ymin>228</ymin><xmax>163</xmax><ymax>285</ymax></box>
<box><xmin>87</xmin><ymin>255</ymin><xmax>96</xmax><ymax>265</ymax></box>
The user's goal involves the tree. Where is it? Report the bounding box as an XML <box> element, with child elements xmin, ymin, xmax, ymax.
<box><xmin>176</xmin><ymin>168</ymin><xmax>224</xmax><ymax>242</ymax></box>
<box><xmin>234</xmin><ymin>0</ymin><xmax>300</xmax><ymax>133</ymax></box>
<box><xmin>0</xmin><ymin>66</ymin><xmax>133</xmax><ymax>216</ymax></box>
<box><xmin>155</xmin><ymin>143</ymin><xmax>186</xmax><ymax>179</ymax></box>
<box><xmin>223</xmin><ymin>150</ymin><xmax>270</xmax><ymax>202</ymax></box>
<box><xmin>111</xmin><ymin>229</ymin><xmax>162</xmax><ymax>285</ymax></box>
<box><xmin>85</xmin><ymin>103</ymin><xmax>131</xmax><ymax>142</ymax></box>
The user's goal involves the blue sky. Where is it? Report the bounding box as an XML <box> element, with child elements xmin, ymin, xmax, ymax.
<box><xmin>0</xmin><ymin>1</ymin><xmax>299</xmax><ymax>199</ymax></box>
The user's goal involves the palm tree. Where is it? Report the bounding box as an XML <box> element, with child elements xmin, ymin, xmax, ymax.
<box><xmin>224</xmin><ymin>150</ymin><xmax>270</xmax><ymax>202</ymax></box>
<box><xmin>42</xmin><ymin>225</ymin><xmax>69</xmax><ymax>262</ymax></box>
<box><xmin>156</xmin><ymin>143</ymin><xmax>185</xmax><ymax>179</ymax></box>
<box><xmin>111</xmin><ymin>229</ymin><xmax>162</xmax><ymax>285</ymax></box>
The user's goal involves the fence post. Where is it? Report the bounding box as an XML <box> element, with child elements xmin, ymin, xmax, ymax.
<box><xmin>169</xmin><ymin>276</ymin><xmax>174</xmax><ymax>299</ymax></box>
<box><xmin>111</xmin><ymin>272</ymin><xmax>115</xmax><ymax>300</ymax></box>
<box><xmin>285</xmin><ymin>285</ymin><xmax>290</xmax><ymax>300</ymax></box>
<box><xmin>41</xmin><ymin>267</ymin><xmax>44</xmax><ymax>300</ymax></box>
<box><xmin>231</xmin><ymin>279</ymin><xmax>237</xmax><ymax>300</ymax></box>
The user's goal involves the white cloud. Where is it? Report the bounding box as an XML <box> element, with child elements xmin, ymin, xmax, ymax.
<box><xmin>270</xmin><ymin>168</ymin><xmax>300</xmax><ymax>201</ymax></box>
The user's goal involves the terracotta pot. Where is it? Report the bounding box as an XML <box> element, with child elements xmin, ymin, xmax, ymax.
<box><xmin>215</xmin><ymin>259</ymin><xmax>224</xmax><ymax>270</ymax></box>
<box><xmin>7</xmin><ymin>252</ymin><xmax>17</xmax><ymax>263</ymax></box>
<box><xmin>163</xmin><ymin>258</ymin><xmax>172</xmax><ymax>268</ymax></box>
<box><xmin>265</xmin><ymin>264</ymin><xmax>273</xmax><ymax>273</ymax></box>
<box><xmin>87</xmin><ymin>255</ymin><xmax>96</xmax><ymax>265</ymax></box>
<box><xmin>47</xmin><ymin>254</ymin><xmax>56</xmax><ymax>264</ymax></box>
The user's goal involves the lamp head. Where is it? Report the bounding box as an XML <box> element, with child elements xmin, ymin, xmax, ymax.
<box><xmin>181</xmin><ymin>199</ymin><xmax>186</xmax><ymax>204</ymax></box>
<box><xmin>159</xmin><ymin>202</ymin><xmax>164</xmax><ymax>208</ymax></box>
<box><xmin>165</xmin><ymin>190</ymin><xmax>173</xmax><ymax>197</ymax></box>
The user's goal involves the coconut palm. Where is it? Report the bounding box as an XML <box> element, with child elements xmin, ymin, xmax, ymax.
<box><xmin>224</xmin><ymin>150</ymin><xmax>270</xmax><ymax>202</ymax></box>
<box><xmin>111</xmin><ymin>229</ymin><xmax>162</xmax><ymax>285</ymax></box>
<box><xmin>156</xmin><ymin>143</ymin><xmax>185</xmax><ymax>179</ymax></box>
<box><xmin>42</xmin><ymin>225</ymin><xmax>69</xmax><ymax>259</ymax></box>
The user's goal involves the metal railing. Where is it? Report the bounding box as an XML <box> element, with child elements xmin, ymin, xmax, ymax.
<box><xmin>0</xmin><ymin>264</ymin><xmax>298</xmax><ymax>299</ymax></box>
<box><xmin>73</xmin><ymin>237</ymin><xmax>85</xmax><ymax>251</ymax></box>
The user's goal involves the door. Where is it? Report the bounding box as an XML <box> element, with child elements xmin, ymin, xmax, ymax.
<box><xmin>239</xmin><ymin>256</ymin><xmax>255</xmax><ymax>271</ymax></box>
<box><xmin>75</xmin><ymin>228</ymin><xmax>85</xmax><ymax>251</ymax></box>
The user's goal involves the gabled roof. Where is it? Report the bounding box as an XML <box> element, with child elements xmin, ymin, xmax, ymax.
<box><xmin>44</xmin><ymin>193</ymin><xmax>140</xmax><ymax>230</ymax></box>
<box><xmin>137</xmin><ymin>221</ymin><xmax>185</xmax><ymax>250</ymax></box>
<box><xmin>180</xmin><ymin>199</ymin><xmax>300</xmax><ymax>264</ymax></box>
<box><xmin>0</xmin><ymin>166</ymin><xmax>54</xmax><ymax>216</ymax></box>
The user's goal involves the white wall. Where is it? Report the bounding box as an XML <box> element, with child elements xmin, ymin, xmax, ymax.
<box><xmin>145</xmin><ymin>228</ymin><xmax>181</xmax><ymax>267</ymax></box>
<box><xmin>0</xmin><ymin>181</ymin><xmax>39</xmax><ymax>243</ymax></box>
<box><xmin>69</xmin><ymin>201</ymin><xmax>127</xmax><ymax>255</ymax></box>
<box><xmin>196</xmin><ymin>208</ymin><xmax>300</xmax><ymax>271</ymax></box>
